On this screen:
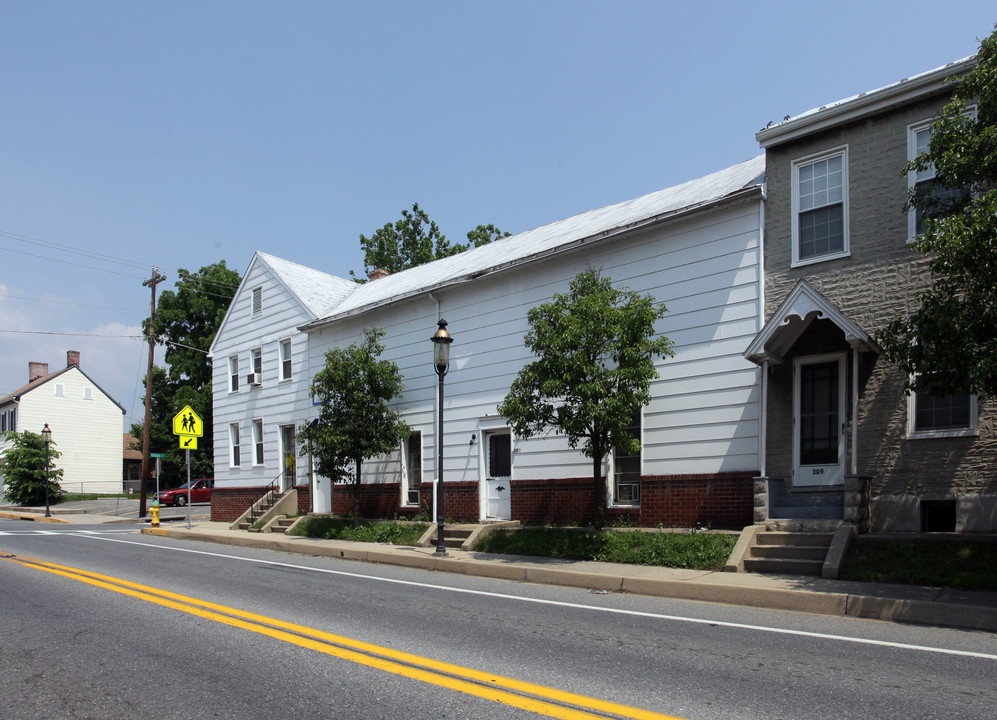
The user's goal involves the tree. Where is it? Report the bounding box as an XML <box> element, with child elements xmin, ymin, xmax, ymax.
<box><xmin>298</xmin><ymin>327</ymin><xmax>409</xmax><ymax>527</ymax></box>
<box><xmin>497</xmin><ymin>268</ymin><xmax>674</xmax><ymax>526</ymax></box>
<box><xmin>879</xmin><ymin>26</ymin><xmax>997</xmax><ymax>397</ymax></box>
<box><xmin>351</xmin><ymin>204</ymin><xmax>510</xmax><ymax>281</ymax></box>
<box><xmin>132</xmin><ymin>261</ymin><xmax>242</xmax><ymax>483</ymax></box>
<box><xmin>0</xmin><ymin>430</ymin><xmax>63</xmax><ymax>506</ymax></box>
<box><xmin>465</xmin><ymin>223</ymin><xmax>511</xmax><ymax>248</ymax></box>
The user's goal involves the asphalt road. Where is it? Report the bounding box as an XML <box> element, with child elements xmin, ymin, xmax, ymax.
<box><xmin>1</xmin><ymin>518</ymin><xmax>995</xmax><ymax>720</ymax></box>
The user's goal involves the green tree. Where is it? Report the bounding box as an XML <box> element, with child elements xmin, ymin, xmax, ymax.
<box><xmin>0</xmin><ymin>430</ymin><xmax>64</xmax><ymax>506</ymax></box>
<box><xmin>132</xmin><ymin>261</ymin><xmax>242</xmax><ymax>483</ymax></box>
<box><xmin>498</xmin><ymin>268</ymin><xmax>674</xmax><ymax>526</ymax></box>
<box><xmin>351</xmin><ymin>204</ymin><xmax>510</xmax><ymax>281</ymax></box>
<box><xmin>298</xmin><ymin>327</ymin><xmax>409</xmax><ymax>527</ymax></box>
<box><xmin>465</xmin><ymin>223</ymin><xmax>511</xmax><ymax>248</ymax></box>
<box><xmin>879</xmin><ymin>26</ymin><xmax>997</xmax><ymax>397</ymax></box>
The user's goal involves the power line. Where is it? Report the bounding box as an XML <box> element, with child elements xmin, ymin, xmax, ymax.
<box><xmin>0</xmin><ymin>245</ymin><xmax>148</xmax><ymax>279</ymax></box>
<box><xmin>0</xmin><ymin>329</ymin><xmax>144</xmax><ymax>338</ymax></box>
<box><xmin>0</xmin><ymin>228</ymin><xmax>151</xmax><ymax>271</ymax></box>
<box><xmin>0</xmin><ymin>293</ymin><xmax>140</xmax><ymax>312</ymax></box>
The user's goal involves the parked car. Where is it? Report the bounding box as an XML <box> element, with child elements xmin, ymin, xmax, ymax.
<box><xmin>155</xmin><ymin>478</ymin><xmax>213</xmax><ymax>506</ymax></box>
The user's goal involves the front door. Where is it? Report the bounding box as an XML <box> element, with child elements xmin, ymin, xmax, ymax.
<box><xmin>484</xmin><ymin>430</ymin><xmax>512</xmax><ymax>520</ymax></box>
<box><xmin>793</xmin><ymin>354</ymin><xmax>846</xmax><ymax>487</ymax></box>
<box><xmin>280</xmin><ymin>424</ymin><xmax>296</xmax><ymax>491</ymax></box>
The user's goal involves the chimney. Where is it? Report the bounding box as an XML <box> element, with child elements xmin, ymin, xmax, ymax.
<box><xmin>67</xmin><ymin>350</ymin><xmax>80</xmax><ymax>368</ymax></box>
<box><xmin>368</xmin><ymin>268</ymin><xmax>390</xmax><ymax>281</ymax></box>
<box><xmin>29</xmin><ymin>362</ymin><xmax>49</xmax><ymax>382</ymax></box>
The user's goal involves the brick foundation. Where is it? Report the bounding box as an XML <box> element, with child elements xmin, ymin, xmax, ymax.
<box><xmin>211</xmin><ymin>485</ymin><xmax>310</xmax><ymax>522</ymax></box>
<box><xmin>330</xmin><ymin>481</ymin><xmax>480</xmax><ymax>522</ymax></box>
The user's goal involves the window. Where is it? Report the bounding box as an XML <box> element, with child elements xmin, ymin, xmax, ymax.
<box><xmin>908</xmin><ymin>390</ymin><xmax>977</xmax><ymax>439</ymax></box>
<box><xmin>279</xmin><ymin>339</ymin><xmax>292</xmax><ymax>381</ymax></box>
<box><xmin>230</xmin><ymin>423</ymin><xmax>241</xmax><ymax>467</ymax></box>
<box><xmin>229</xmin><ymin>356</ymin><xmax>240</xmax><ymax>392</ymax></box>
<box><xmin>487</xmin><ymin>432</ymin><xmax>512</xmax><ymax>478</ymax></box>
<box><xmin>404</xmin><ymin>431</ymin><xmax>422</xmax><ymax>506</ymax></box>
<box><xmin>908</xmin><ymin>116</ymin><xmax>973</xmax><ymax>238</ymax></box>
<box><xmin>792</xmin><ymin>148</ymin><xmax>849</xmax><ymax>265</ymax></box>
<box><xmin>252</xmin><ymin>419</ymin><xmax>264</xmax><ymax>465</ymax></box>
<box><xmin>54</xmin><ymin>383</ymin><xmax>66</xmax><ymax>397</ymax></box>
<box><xmin>83</xmin><ymin>387</ymin><xmax>93</xmax><ymax>400</ymax></box>
<box><xmin>1</xmin><ymin>411</ymin><xmax>5</xmax><ymax>433</ymax></box>
<box><xmin>613</xmin><ymin>412</ymin><xmax>642</xmax><ymax>505</ymax></box>
<box><xmin>7</xmin><ymin>408</ymin><xmax>14</xmax><ymax>433</ymax></box>
<box><xmin>249</xmin><ymin>348</ymin><xmax>262</xmax><ymax>386</ymax></box>
<box><xmin>252</xmin><ymin>286</ymin><xmax>262</xmax><ymax>315</ymax></box>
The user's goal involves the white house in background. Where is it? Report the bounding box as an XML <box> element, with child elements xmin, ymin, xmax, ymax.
<box><xmin>0</xmin><ymin>351</ymin><xmax>125</xmax><ymax>497</ymax></box>
<box><xmin>209</xmin><ymin>253</ymin><xmax>356</xmax><ymax>497</ymax></box>
<box><xmin>210</xmin><ymin>156</ymin><xmax>767</xmax><ymax>528</ymax></box>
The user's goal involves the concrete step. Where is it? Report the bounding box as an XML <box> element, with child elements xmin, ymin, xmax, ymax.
<box><xmin>751</xmin><ymin>544</ymin><xmax>829</xmax><ymax>561</ymax></box>
<box><xmin>743</xmin><ymin>557</ymin><xmax>824</xmax><ymax>575</ymax></box>
<box><xmin>756</xmin><ymin>532</ymin><xmax>833</xmax><ymax>547</ymax></box>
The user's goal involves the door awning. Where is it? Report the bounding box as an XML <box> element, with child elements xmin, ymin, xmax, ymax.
<box><xmin>743</xmin><ymin>279</ymin><xmax>880</xmax><ymax>365</ymax></box>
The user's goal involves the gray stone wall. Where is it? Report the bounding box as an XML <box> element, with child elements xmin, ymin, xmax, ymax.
<box><xmin>762</xmin><ymin>93</ymin><xmax>997</xmax><ymax>531</ymax></box>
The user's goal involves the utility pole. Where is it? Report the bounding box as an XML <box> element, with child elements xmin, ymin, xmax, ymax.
<box><xmin>139</xmin><ymin>268</ymin><xmax>166</xmax><ymax>519</ymax></box>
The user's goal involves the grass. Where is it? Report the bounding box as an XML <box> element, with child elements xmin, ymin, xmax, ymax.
<box><xmin>472</xmin><ymin>527</ymin><xmax>737</xmax><ymax>571</ymax></box>
<box><xmin>290</xmin><ymin>516</ymin><xmax>430</xmax><ymax>546</ymax></box>
<box><xmin>839</xmin><ymin>537</ymin><xmax>997</xmax><ymax>591</ymax></box>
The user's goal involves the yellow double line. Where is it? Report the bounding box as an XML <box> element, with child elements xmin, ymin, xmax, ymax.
<box><xmin>4</xmin><ymin>554</ymin><xmax>685</xmax><ymax>720</ymax></box>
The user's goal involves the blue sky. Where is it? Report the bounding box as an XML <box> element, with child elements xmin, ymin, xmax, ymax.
<box><xmin>1</xmin><ymin>1</ymin><xmax>993</xmax><ymax>431</ymax></box>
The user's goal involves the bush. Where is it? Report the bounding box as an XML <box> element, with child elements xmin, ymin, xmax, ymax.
<box><xmin>290</xmin><ymin>516</ymin><xmax>429</xmax><ymax>546</ymax></box>
<box><xmin>0</xmin><ymin>431</ymin><xmax>64</xmax><ymax>506</ymax></box>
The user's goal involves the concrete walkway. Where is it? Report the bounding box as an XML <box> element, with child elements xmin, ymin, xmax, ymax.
<box><xmin>4</xmin><ymin>504</ymin><xmax>997</xmax><ymax>633</ymax></box>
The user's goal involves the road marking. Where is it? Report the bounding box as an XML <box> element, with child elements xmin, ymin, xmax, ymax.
<box><xmin>83</xmin><ymin>534</ymin><xmax>997</xmax><ymax>661</ymax></box>
<box><xmin>4</xmin><ymin>554</ymin><xmax>684</xmax><ymax>720</ymax></box>
<box><xmin>0</xmin><ymin>528</ymin><xmax>138</xmax><ymax>536</ymax></box>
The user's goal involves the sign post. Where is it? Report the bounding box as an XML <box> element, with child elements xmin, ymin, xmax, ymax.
<box><xmin>172</xmin><ymin>406</ymin><xmax>203</xmax><ymax>530</ymax></box>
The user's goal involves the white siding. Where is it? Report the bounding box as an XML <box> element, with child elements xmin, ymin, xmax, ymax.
<box><xmin>1</xmin><ymin>369</ymin><xmax>123</xmax><ymax>495</ymax></box>
<box><xmin>302</xmin><ymin>198</ymin><xmax>764</xmax><ymax>515</ymax></box>
<box><xmin>211</xmin><ymin>257</ymin><xmax>314</xmax><ymax>489</ymax></box>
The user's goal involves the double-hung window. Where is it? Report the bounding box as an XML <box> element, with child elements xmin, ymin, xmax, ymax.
<box><xmin>249</xmin><ymin>348</ymin><xmax>262</xmax><ymax>386</ymax></box>
<box><xmin>230</xmin><ymin>423</ymin><xmax>241</xmax><ymax>467</ymax></box>
<box><xmin>792</xmin><ymin>148</ymin><xmax>849</xmax><ymax>265</ymax></box>
<box><xmin>252</xmin><ymin>419</ymin><xmax>264</xmax><ymax>465</ymax></box>
<box><xmin>229</xmin><ymin>356</ymin><xmax>240</xmax><ymax>392</ymax></box>
<box><xmin>279</xmin><ymin>339</ymin><xmax>292</xmax><ymax>381</ymax></box>
<box><xmin>907</xmin><ymin>115</ymin><xmax>973</xmax><ymax>239</ymax></box>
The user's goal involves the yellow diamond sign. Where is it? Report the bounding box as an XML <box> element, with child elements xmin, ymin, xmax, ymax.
<box><xmin>172</xmin><ymin>405</ymin><xmax>203</xmax><ymax>438</ymax></box>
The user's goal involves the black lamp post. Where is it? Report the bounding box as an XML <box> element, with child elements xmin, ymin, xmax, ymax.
<box><xmin>430</xmin><ymin>319</ymin><xmax>453</xmax><ymax>556</ymax></box>
<box><xmin>41</xmin><ymin>424</ymin><xmax>52</xmax><ymax>518</ymax></box>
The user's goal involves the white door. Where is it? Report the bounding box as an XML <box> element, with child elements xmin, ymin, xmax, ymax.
<box><xmin>793</xmin><ymin>354</ymin><xmax>846</xmax><ymax>487</ymax></box>
<box><xmin>484</xmin><ymin>430</ymin><xmax>512</xmax><ymax>520</ymax></box>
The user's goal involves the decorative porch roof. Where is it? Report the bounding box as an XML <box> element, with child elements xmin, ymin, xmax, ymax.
<box><xmin>743</xmin><ymin>279</ymin><xmax>880</xmax><ymax>364</ymax></box>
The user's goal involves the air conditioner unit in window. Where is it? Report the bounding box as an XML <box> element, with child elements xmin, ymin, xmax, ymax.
<box><xmin>246</xmin><ymin>373</ymin><xmax>261</xmax><ymax>387</ymax></box>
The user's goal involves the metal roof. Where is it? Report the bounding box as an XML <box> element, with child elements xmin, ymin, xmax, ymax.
<box><xmin>299</xmin><ymin>155</ymin><xmax>765</xmax><ymax>331</ymax></box>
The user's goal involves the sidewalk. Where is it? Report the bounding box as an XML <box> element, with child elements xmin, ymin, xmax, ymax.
<box><xmin>4</xmin><ymin>505</ymin><xmax>997</xmax><ymax>633</ymax></box>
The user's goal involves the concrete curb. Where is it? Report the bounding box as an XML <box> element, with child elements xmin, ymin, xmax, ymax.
<box><xmin>140</xmin><ymin>524</ymin><xmax>997</xmax><ymax>633</ymax></box>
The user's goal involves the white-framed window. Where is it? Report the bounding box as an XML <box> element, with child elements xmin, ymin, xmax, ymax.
<box><xmin>907</xmin><ymin>112</ymin><xmax>974</xmax><ymax>239</ymax></box>
<box><xmin>907</xmin><ymin>389</ymin><xmax>978</xmax><ymax>439</ymax></box>
<box><xmin>229</xmin><ymin>355</ymin><xmax>240</xmax><ymax>392</ymax></box>
<box><xmin>54</xmin><ymin>383</ymin><xmax>66</xmax><ymax>397</ymax></box>
<box><xmin>229</xmin><ymin>423</ymin><xmax>241</xmax><ymax>467</ymax></box>
<box><xmin>252</xmin><ymin>419</ymin><xmax>264</xmax><ymax>465</ymax></box>
<box><xmin>83</xmin><ymin>387</ymin><xmax>94</xmax><ymax>400</ymax></box>
<box><xmin>279</xmin><ymin>339</ymin><xmax>292</xmax><ymax>381</ymax></box>
<box><xmin>612</xmin><ymin>411</ymin><xmax>642</xmax><ymax>506</ymax></box>
<box><xmin>791</xmin><ymin>147</ymin><xmax>849</xmax><ymax>266</ymax></box>
<box><xmin>249</xmin><ymin>347</ymin><xmax>262</xmax><ymax>386</ymax></box>
<box><xmin>252</xmin><ymin>286</ymin><xmax>262</xmax><ymax>316</ymax></box>
<box><xmin>402</xmin><ymin>431</ymin><xmax>422</xmax><ymax>506</ymax></box>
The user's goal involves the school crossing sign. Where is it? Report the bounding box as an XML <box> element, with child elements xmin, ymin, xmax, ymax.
<box><xmin>172</xmin><ymin>405</ymin><xmax>203</xmax><ymax>450</ymax></box>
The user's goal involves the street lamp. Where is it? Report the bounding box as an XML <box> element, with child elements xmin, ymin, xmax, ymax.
<box><xmin>41</xmin><ymin>424</ymin><xmax>52</xmax><ymax>518</ymax></box>
<box><xmin>430</xmin><ymin>319</ymin><xmax>453</xmax><ymax>556</ymax></box>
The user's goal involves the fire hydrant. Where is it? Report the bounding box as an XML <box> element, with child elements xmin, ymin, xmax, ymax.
<box><xmin>150</xmin><ymin>501</ymin><xmax>160</xmax><ymax>528</ymax></box>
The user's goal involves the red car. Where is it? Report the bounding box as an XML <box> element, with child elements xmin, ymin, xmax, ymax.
<box><xmin>155</xmin><ymin>478</ymin><xmax>213</xmax><ymax>506</ymax></box>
